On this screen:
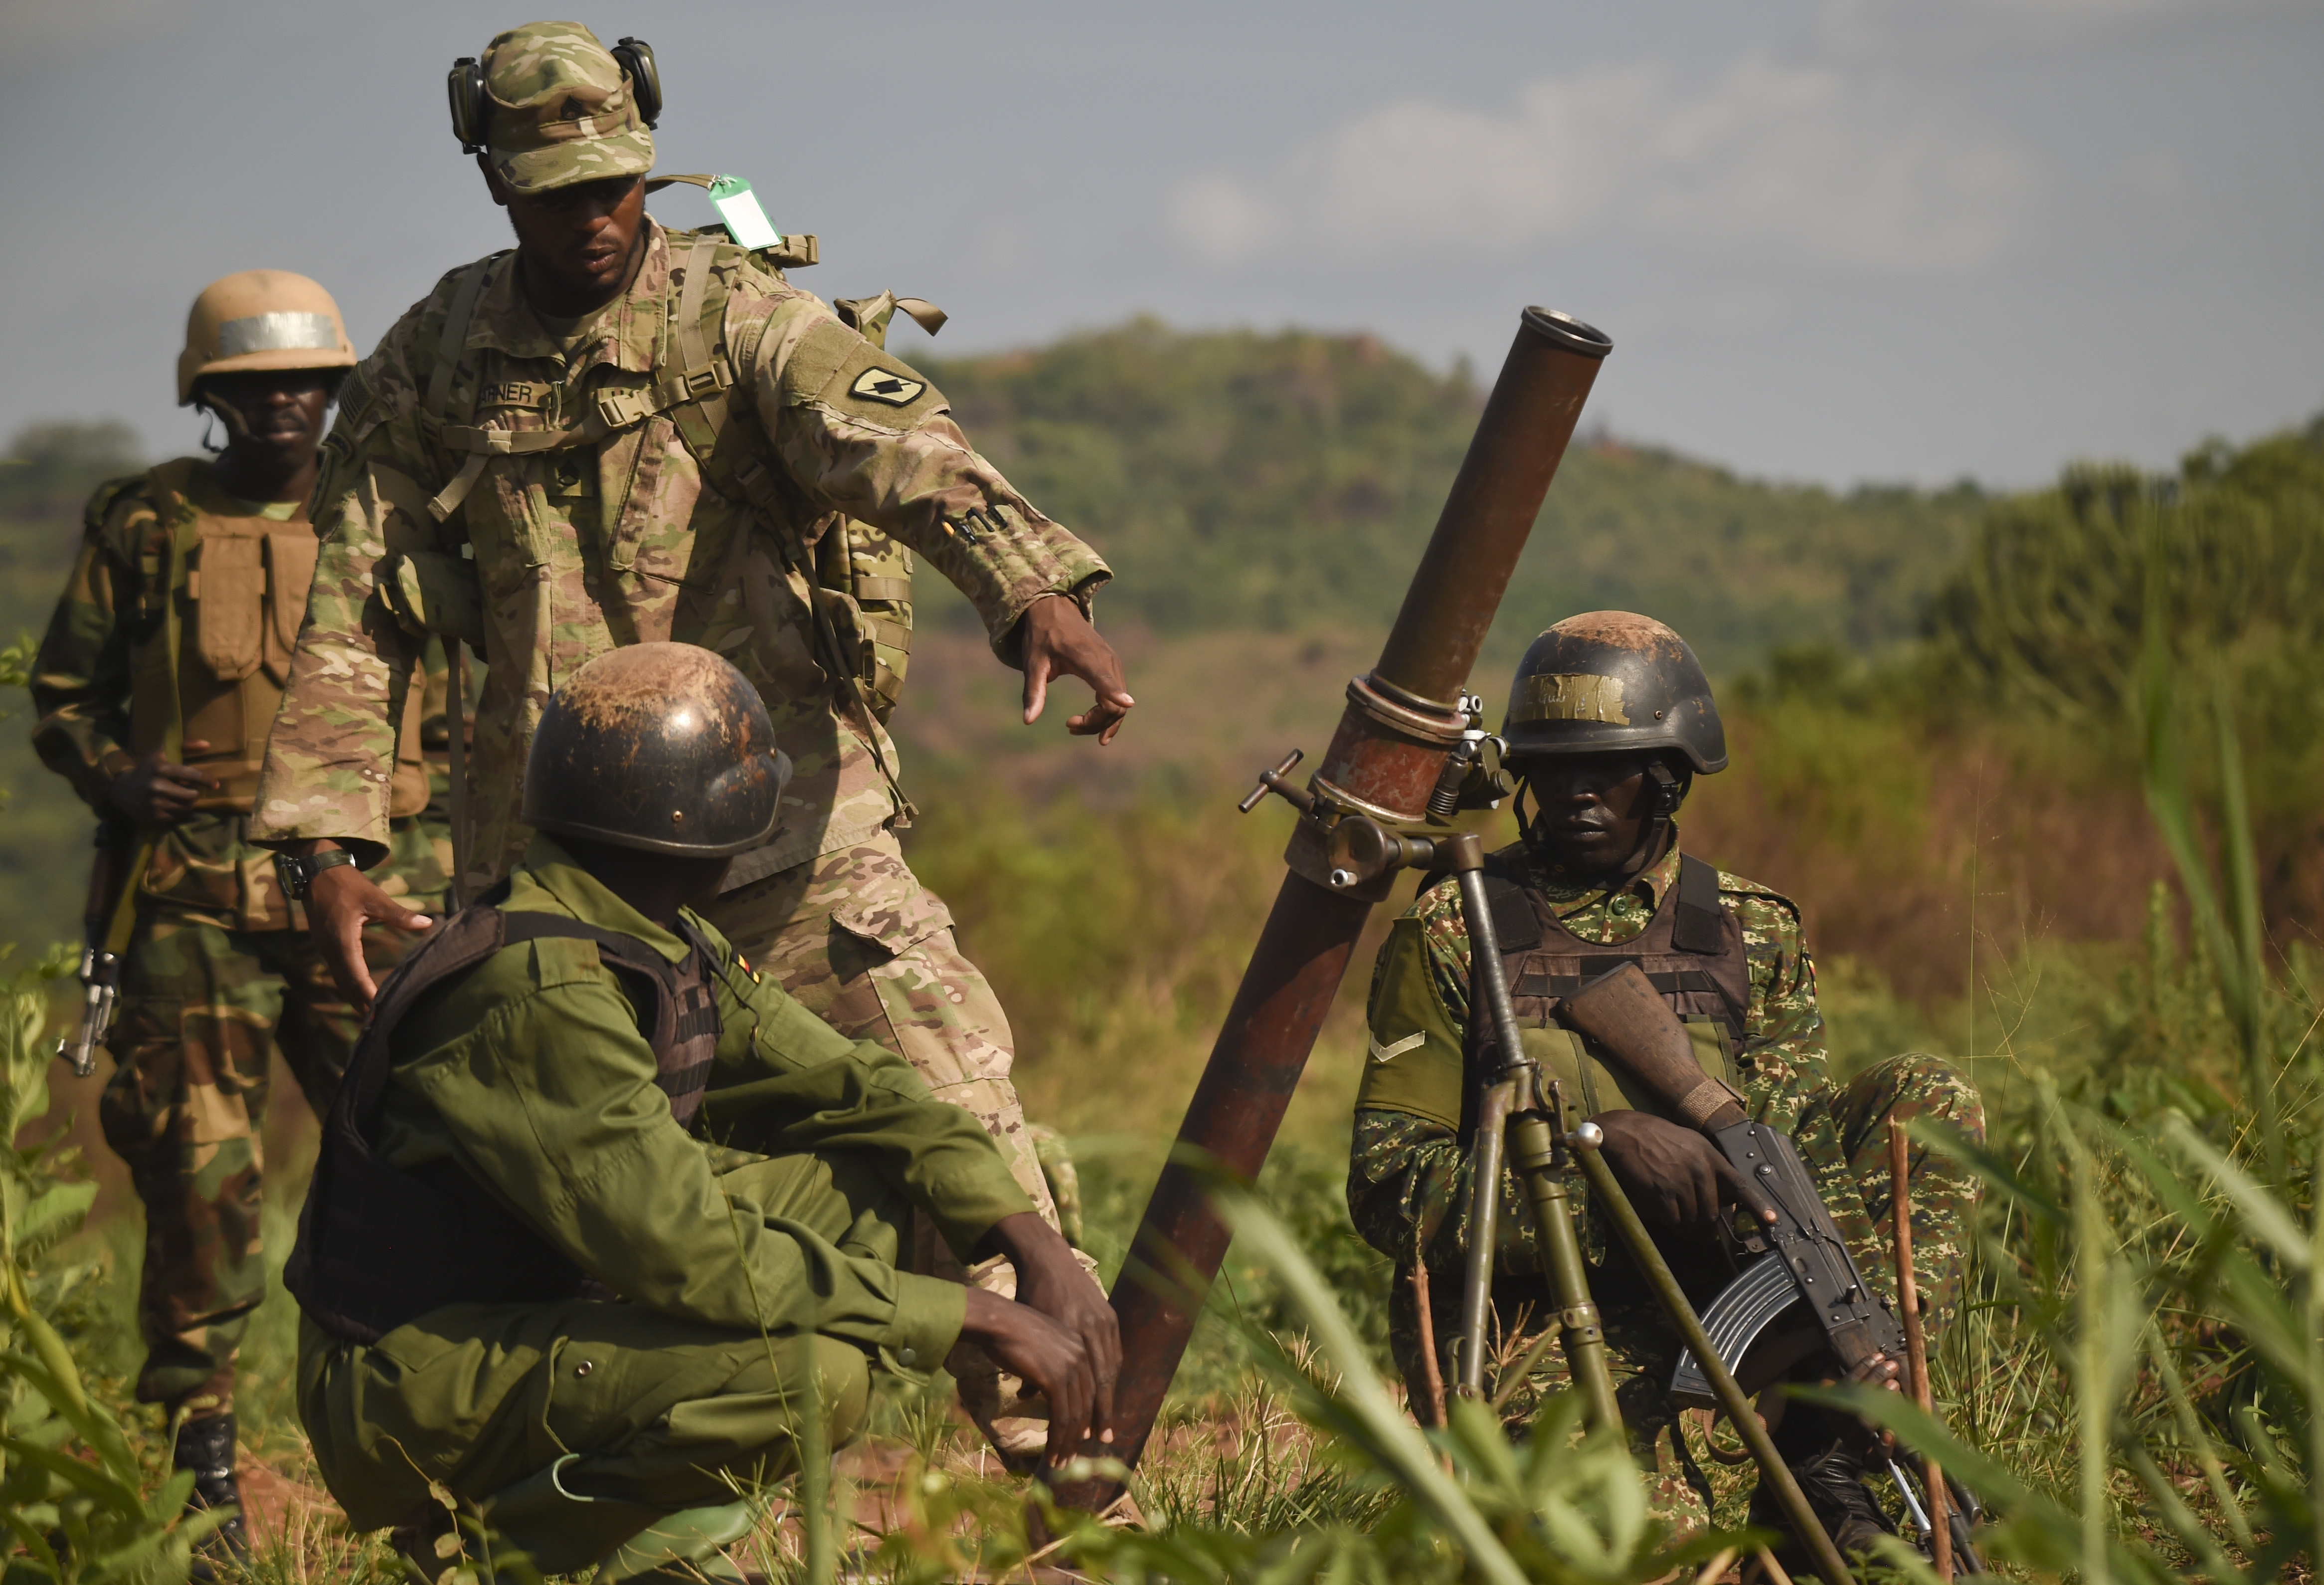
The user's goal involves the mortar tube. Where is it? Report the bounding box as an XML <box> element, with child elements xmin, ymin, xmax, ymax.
<box><xmin>1061</xmin><ymin>307</ymin><xmax>1612</xmax><ymax>1512</ymax></box>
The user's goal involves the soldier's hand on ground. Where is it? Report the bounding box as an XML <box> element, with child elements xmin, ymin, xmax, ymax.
<box><xmin>106</xmin><ymin>741</ymin><xmax>217</xmax><ymax>825</ymax></box>
<box><xmin>303</xmin><ymin>849</ymin><xmax>432</xmax><ymax>1013</ymax></box>
<box><xmin>1018</xmin><ymin>594</ymin><xmax>1135</xmax><ymax>744</ymax></box>
<box><xmin>958</xmin><ymin>1285</ymin><xmax>1108</xmax><ymax>1468</ymax></box>
<box><xmin>978</xmin><ymin>1210</ymin><xmax>1120</xmax><ymax>1443</ymax></box>
<box><xmin>1592</xmin><ymin>1109</ymin><xmax>1781</xmax><ymax>1234</ymax></box>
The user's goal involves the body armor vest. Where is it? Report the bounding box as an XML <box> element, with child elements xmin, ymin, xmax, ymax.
<box><xmin>1484</xmin><ymin>851</ymin><xmax>1750</xmax><ymax>1126</ymax></box>
<box><xmin>286</xmin><ymin>890</ymin><xmax>723</xmax><ymax>1343</ymax></box>
<box><xmin>127</xmin><ymin>458</ymin><xmax>430</xmax><ymax>814</ymax></box>
<box><xmin>417</xmin><ymin>236</ymin><xmax>916</xmax><ymax>724</ymax></box>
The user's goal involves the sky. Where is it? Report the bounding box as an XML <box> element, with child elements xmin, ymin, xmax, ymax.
<box><xmin>1</xmin><ymin>0</ymin><xmax>2318</xmax><ymax>489</ymax></box>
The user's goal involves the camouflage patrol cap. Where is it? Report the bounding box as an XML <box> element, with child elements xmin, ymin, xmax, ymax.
<box><xmin>479</xmin><ymin>21</ymin><xmax>654</xmax><ymax>193</ymax></box>
<box><xmin>1501</xmin><ymin>611</ymin><xmax>1728</xmax><ymax>773</ymax></box>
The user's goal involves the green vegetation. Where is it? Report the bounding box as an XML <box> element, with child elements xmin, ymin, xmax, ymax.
<box><xmin>3</xmin><ymin>323</ymin><xmax>2323</xmax><ymax>1578</ymax></box>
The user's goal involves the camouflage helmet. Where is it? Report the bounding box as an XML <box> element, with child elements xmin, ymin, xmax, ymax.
<box><xmin>1501</xmin><ymin>611</ymin><xmax>1728</xmax><ymax>774</ymax></box>
<box><xmin>471</xmin><ymin>21</ymin><xmax>655</xmax><ymax>194</ymax></box>
<box><xmin>523</xmin><ymin>643</ymin><xmax>791</xmax><ymax>857</ymax></box>
<box><xmin>177</xmin><ymin>271</ymin><xmax>356</xmax><ymax>405</ymax></box>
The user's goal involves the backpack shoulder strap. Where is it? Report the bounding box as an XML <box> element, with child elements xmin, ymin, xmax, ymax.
<box><xmin>422</xmin><ymin>256</ymin><xmax>501</xmax><ymax>427</ymax></box>
<box><xmin>419</xmin><ymin>254</ymin><xmax>508</xmax><ymax>523</ymax></box>
<box><xmin>500</xmin><ymin>911</ymin><xmax>684</xmax><ymax>1052</ymax></box>
<box><xmin>1671</xmin><ymin>852</ymin><xmax>1727</xmax><ymax>955</ymax></box>
<box><xmin>338</xmin><ymin>896</ymin><xmax>514</xmax><ymax>1135</ymax></box>
<box><xmin>1475</xmin><ymin>850</ymin><xmax>1546</xmax><ymax>955</ymax></box>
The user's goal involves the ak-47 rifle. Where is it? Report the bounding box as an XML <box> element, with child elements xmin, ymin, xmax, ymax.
<box><xmin>1562</xmin><ymin>960</ymin><xmax>1986</xmax><ymax>1572</ymax></box>
<box><xmin>57</xmin><ymin>819</ymin><xmax>145</xmax><ymax>1077</ymax></box>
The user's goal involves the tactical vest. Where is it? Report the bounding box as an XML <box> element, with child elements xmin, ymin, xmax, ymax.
<box><xmin>286</xmin><ymin>890</ymin><xmax>723</xmax><ymax>1343</ymax></box>
<box><xmin>121</xmin><ymin>458</ymin><xmax>430</xmax><ymax>814</ymax></box>
<box><xmin>1484</xmin><ymin>852</ymin><xmax>1751</xmax><ymax>1125</ymax></box>
<box><xmin>407</xmin><ymin>235</ymin><xmax>919</xmax><ymax>725</ymax></box>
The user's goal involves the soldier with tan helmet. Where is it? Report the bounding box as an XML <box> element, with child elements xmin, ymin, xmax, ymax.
<box><xmin>248</xmin><ymin>22</ymin><xmax>1128</xmax><ymax>1463</ymax></box>
<box><xmin>29</xmin><ymin>270</ymin><xmax>452</xmax><ymax>1559</ymax></box>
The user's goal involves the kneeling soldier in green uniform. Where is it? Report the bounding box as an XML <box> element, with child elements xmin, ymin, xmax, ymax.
<box><xmin>1347</xmin><ymin>612</ymin><xmax>1984</xmax><ymax>1560</ymax></box>
<box><xmin>288</xmin><ymin>642</ymin><xmax>1115</xmax><ymax>1583</ymax></box>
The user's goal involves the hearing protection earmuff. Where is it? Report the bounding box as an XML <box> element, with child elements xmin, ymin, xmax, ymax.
<box><xmin>611</xmin><ymin>37</ymin><xmax>662</xmax><ymax>127</ymax></box>
<box><xmin>447</xmin><ymin>35</ymin><xmax>660</xmax><ymax>155</ymax></box>
<box><xmin>447</xmin><ymin>56</ymin><xmax>490</xmax><ymax>154</ymax></box>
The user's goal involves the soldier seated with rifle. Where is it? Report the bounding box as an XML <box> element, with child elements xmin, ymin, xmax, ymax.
<box><xmin>1347</xmin><ymin>611</ymin><xmax>1985</xmax><ymax>1562</ymax></box>
<box><xmin>287</xmin><ymin>643</ymin><xmax>1116</xmax><ymax>1584</ymax></box>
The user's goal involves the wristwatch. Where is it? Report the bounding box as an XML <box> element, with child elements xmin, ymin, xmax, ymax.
<box><xmin>275</xmin><ymin>849</ymin><xmax>358</xmax><ymax>901</ymax></box>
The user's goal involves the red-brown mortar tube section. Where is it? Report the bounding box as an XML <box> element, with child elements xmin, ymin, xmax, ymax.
<box><xmin>1066</xmin><ymin>307</ymin><xmax>1612</xmax><ymax>1501</ymax></box>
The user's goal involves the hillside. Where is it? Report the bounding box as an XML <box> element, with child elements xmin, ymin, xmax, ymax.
<box><xmin>919</xmin><ymin>320</ymin><xmax>1987</xmax><ymax>672</ymax></box>
<box><xmin>0</xmin><ymin>323</ymin><xmax>1993</xmax><ymax>954</ymax></box>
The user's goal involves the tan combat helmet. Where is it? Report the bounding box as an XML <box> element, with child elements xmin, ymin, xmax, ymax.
<box><xmin>460</xmin><ymin>21</ymin><xmax>656</xmax><ymax>194</ymax></box>
<box><xmin>176</xmin><ymin>270</ymin><xmax>357</xmax><ymax>405</ymax></box>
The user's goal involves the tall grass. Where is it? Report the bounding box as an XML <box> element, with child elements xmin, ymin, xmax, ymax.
<box><xmin>1838</xmin><ymin>540</ymin><xmax>2324</xmax><ymax>1582</ymax></box>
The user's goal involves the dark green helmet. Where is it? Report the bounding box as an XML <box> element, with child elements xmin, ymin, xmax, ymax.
<box><xmin>524</xmin><ymin>642</ymin><xmax>790</xmax><ymax>856</ymax></box>
<box><xmin>1500</xmin><ymin>611</ymin><xmax>1727</xmax><ymax>773</ymax></box>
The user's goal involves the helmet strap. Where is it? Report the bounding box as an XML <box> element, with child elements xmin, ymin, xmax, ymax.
<box><xmin>1515</xmin><ymin>758</ymin><xmax>1687</xmax><ymax>880</ymax></box>
<box><xmin>193</xmin><ymin>389</ymin><xmax>251</xmax><ymax>453</ymax></box>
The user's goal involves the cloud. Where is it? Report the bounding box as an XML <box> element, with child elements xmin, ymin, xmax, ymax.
<box><xmin>1167</xmin><ymin>56</ymin><xmax>2036</xmax><ymax>278</ymax></box>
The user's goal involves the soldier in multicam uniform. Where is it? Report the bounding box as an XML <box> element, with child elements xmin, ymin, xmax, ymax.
<box><xmin>1347</xmin><ymin>612</ymin><xmax>1984</xmax><ymax>1561</ymax></box>
<box><xmin>29</xmin><ymin>270</ymin><xmax>451</xmax><ymax>1558</ymax></box>
<box><xmin>249</xmin><ymin>22</ymin><xmax>1128</xmax><ymax>1458</ymax></box>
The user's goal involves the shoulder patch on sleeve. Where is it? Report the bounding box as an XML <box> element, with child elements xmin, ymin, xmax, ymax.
<box><xmin>1355</xmin><ymin>916</ymin><xmax>1468</xmax><ymax>1129</ymax></box>
<box><xmin>848</xmin><ymin>366</ymin><xmax>927</xmax><ymax>407</ymax></box>
<box><xmin>796</xmin><ymin>333</ymin><xmax>947</xmax><ymax>426</ymax></box>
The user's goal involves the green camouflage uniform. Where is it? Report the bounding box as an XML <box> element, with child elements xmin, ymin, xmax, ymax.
<box><xmin>247</xmin><ymin>32</ymin><xmax>1098</xmax><ymax>1251</ymax></box>
<box><xmin>29</xmin><ymin>458</ymin><xmax>450</xmax><ymax>1414</ymax></box>
<box><xmin>299</xmin><ymin>836</ymin><xmax>1037</xmax><ymax>1578</ymax></box>
<box><xmin>1347</xmin><ymin>831</ymin><xmax>1983</xmax><ymax>1536</ymax></box>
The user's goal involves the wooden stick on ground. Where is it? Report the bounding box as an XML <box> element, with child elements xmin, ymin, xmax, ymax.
<box><xmin>1411</xmin><ymin>1256</ymin><xmax>1448</xmax><ymax>1430</ymax></box>
<box><xmin>1889</xmin><ymin>1119</ymin><xmax>1954</xmax><ymax>1581</ymax></box>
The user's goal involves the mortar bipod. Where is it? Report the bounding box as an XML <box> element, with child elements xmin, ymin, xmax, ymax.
<box><xmin>1249</xmin><ymin>804</ymin><xmax>1623</xmax><ymax>1431</ymax></box>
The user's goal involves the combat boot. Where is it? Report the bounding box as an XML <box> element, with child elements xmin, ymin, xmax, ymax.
<box><xmin>173</xmin><ymin>1413</ymin><xmax>250</xmax><ymax>1577</ymax></box>
<box><xmin>1749</xmin><ymin>1434</ymin><xmax>1897</xmax><ymax>1565</ymax></box>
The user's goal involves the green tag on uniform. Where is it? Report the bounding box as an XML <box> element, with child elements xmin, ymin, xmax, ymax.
<box><xmin>708</xmin><ymin>176</ymin><xmax>782</xmax><ymax>251</ymax></box>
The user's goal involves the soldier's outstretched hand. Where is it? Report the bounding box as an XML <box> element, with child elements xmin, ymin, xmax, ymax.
<box><xmin>1018</xmin><ymin>594</ymin><xmax>1135</xmax><ymax>744</ymax></box>
<box><xmin>107</xmin><ymin>741</ymin><xmax>218</xmax><ymax>825</ymax></box>
<box><xmin>304</xmin><ymin>852</ymin><xmax>433</xmax><ymax>1013</ymax></box>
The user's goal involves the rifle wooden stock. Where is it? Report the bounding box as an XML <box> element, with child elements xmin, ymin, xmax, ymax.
<box><xmin>1564</xmin><ymin>963</ymin><xmax>1910</xmax><ymax>1409</ymax></box>
<box><xmin>1562</xmin><ymin>961</ymin><xmax>1745</xmax><ymax>1130</ymax></box>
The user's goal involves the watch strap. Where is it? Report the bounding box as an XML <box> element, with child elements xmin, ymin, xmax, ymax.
<box><xmin>276</xmin><ymin>848</ymin><xmax>358</xmax><ymax>901</ymax></box>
